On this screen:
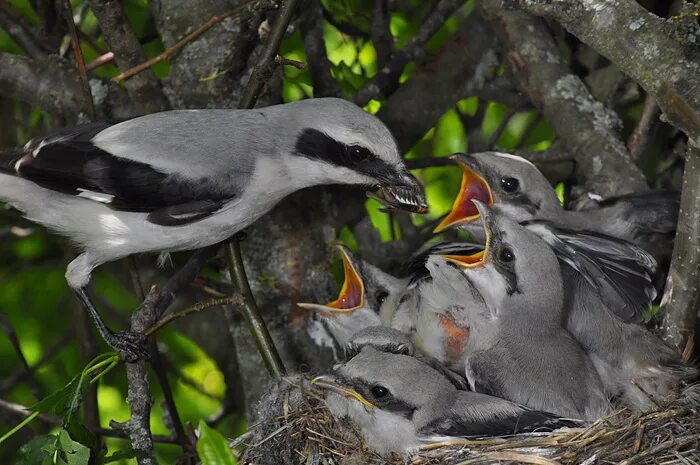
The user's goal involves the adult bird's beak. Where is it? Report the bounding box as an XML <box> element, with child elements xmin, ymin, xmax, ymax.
<box><xmin>441</xmin><ymin>200</ymin><xmax>492</xmax><ymax>268</ymax></box>
<box><xmin>311</xmin><ymin>375</ymin><xmax>376</xmax><ymax>409</ymax></box>
<box><xmin>369</xmin><ymin>171</ymin><xmax>428</xmax><ymax>214</ymax></box>
<box><xmin>298</xmin><ymin>246</ymin><xmax>365</xmax><ymax>316</ymax></box>
<box><xmin>434</xmin><ymin>154</ymin><xmax>493</xmax><ymax>233</ymax></box>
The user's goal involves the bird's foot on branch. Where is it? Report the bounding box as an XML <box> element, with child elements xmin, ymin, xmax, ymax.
<box><xmin>106</xmin><ymin>331</ymin><xmax>150</xmax><ymax>363</ymax></box>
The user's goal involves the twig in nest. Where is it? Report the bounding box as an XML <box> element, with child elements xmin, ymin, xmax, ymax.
<box><xmin>112</xmin><ymin>0</ymin><xmax>261</xmax><ymax>83</ymax></box>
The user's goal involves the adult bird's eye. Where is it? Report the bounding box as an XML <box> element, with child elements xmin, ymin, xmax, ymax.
<box><xmin>501</xmin><ymin>177</ymin><xmax>520</xmax><ymax>193</ymax></box>
<box><xmin>371</xmin><ymin>385</ymin><xmax>390</xmax><ymax>398</ymax></box>
<box><xmin>375</xmin><ymin>290</ymin><xmax>389</xmax><ymax>305</ymax></box>
<box><xmin>498</xmin><ymin>247</ymin><xmax>515</xmax><ymax>263</ymax></box>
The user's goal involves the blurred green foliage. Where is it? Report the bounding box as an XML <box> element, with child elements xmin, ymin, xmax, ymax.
<box><xmin>0</xmin><ymin>0</ymin><xmax>560</xmax><ymax>463</ymax></box>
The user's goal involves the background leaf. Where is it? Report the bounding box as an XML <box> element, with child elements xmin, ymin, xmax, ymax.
<box><xmin>196</xmin><ymin>420</ymin><xmax>237</xmax><ymax>465</ymax></box>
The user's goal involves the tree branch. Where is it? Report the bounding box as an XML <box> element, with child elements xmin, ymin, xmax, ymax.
<box><xmin>505</xmin><ymin>0</ymin><xmax>700</xmax><ymax>144</ymax></box>
<box><xmin>660</xmin><ymin>143</ymin><xmax>700</xmax><ymax>354</ymax></box>
<box><xmin>299</xmin><ymin>0</ymin><xmax>342</xmax><ymax>97</ymax></box>
<box><xmin>354</xmin><ymin>0</ymin><xmax>464</xmax><ymax>106</ymax></box>
<box><xmin>0</xmin><ymin>1</ymin><xmax>50</xmax><ymax>58</ymax></box>
<box><xmin>480</xmin><ymin>1</ymin><xmax>648</xmax><ymax>198</ymax></box>
<box><xmin>88</xmin><ymin>0</ymin><xmax>167</xmax><ymax>114</ymax></box>
<box><xmin>0</xmin><ymin>52</ymin><xmax>134</xmax><ymax>119</ymax></box>
<box><xmin>627</xmin><ymin>94</ymin><xmax>660</xmax><ymax>160</ymax></box>
<box><xmin>378</xmin><ymin>12</ymin><xmax>525</xmax><ymax>152</ymax></box>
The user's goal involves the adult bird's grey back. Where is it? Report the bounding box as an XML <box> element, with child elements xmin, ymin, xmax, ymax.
<box><xmin>314</xmin><ymin>347</ymin><xmax>577</xmax><ymax>456</ymax></box>
<box><xmin>0</xmin><ymin>98</ymin><xmax>427</xmax><ymax>361</ymax></box>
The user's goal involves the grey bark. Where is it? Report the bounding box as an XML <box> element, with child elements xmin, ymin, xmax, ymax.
<box><xmin>0</xmin><ymin>52</ymin><xmax>133</xmax><ymax>119</ymax></box>
<box><xmin>87</xmin><ymin>0</ymin><xmax>168</xmax><ymax>114</ymax></box>
<box><xmin>660</xmin><ymin>143</ymin><xmax>700</xmax><ymax>354</ymax></box>
<box><xmin>480</xmin><ymin>1</ymin><xmax>649</xmax><ymax>198</ymax></box>
<box><xmin>506</xmin><ymin>0</ymin><xmax>700</xmax><ymax>144</ymax></box>
<box><xmin>378</xmin><ymin>13</ymin><xmax>525</xmax><ymax>153</ymax></box>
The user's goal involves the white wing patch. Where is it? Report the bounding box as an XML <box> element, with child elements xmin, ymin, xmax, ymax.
<box><xmin>77</xmin><ymin>189</ymin><xmax>115</xmax><ymax>203</ymax></box>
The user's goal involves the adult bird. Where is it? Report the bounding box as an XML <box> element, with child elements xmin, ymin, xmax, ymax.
<box><xmin>0</xmin><ymin>98</ymin><xmax>427</xmax><ymax>361</ymax></box>
<box><xmin>298</xmin><ymin>245</ymin><xmax>406</xmax><ymax>349</ymax></box>
<box><xmin>435</xmin><ymin>153</ymin><xmax>695</xmax><ymax>409</ymax></box>
<box><xmin>433</xmin><ymin>151</ymin><xmax>678</xmax><ymax>267</ymax></box>
<box><xmin>441</xmin><ymin>202</ymin><xmax>609</xmax><ymax>420</ymax></box>
<box><xmin>313</xmin><ymin>346</ymin><xmax>577</xmax><ymax>457</ymax></box>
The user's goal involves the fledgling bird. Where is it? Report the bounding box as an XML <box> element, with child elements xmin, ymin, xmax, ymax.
<box><xmin>0</xmin><ymin>98</ymin><xmax>427</xmax><ymax>361</ymax></box>
<box><xmin>434</xmin><ymin>151</ymin><xmax>678</xmax><ymax>267</ymax></box>
<box><xmin>313</xmin><ymin>346</ymin><xmax>577</xmax><ymax>457</ymax></box>
<box><xmin>442</xmin><ymin>201</ymin><xmax>609</xmax><ymax>421</ymax></box>
<box><xmin>384</xmin><ymin>242</ymin><xmax>485</xmax><ymax>372</ymax></box>
<box><xmin>298</xmin><ymin>245</ymin><xmax>407</xmax><ymax>349</ymax></box>
<box><xmin>436</xmin><ymin>153</ymin><xmax>696</xmax><ymax>409</ymax></box>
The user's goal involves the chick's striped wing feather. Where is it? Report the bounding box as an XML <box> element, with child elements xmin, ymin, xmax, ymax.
<box><xmin>404</xmin><ymin>241</ymin><xmax>484</xmax><ymax>285</ymax></box>
<box><xmin>10</xmin><ymin>122</ymin><xmax>236</xmax><ymax>225</ymax></box>
<box><xmin>527</xmin><ymin>221</ymin><xmax>657</xmax><ymax>323</ymax></box>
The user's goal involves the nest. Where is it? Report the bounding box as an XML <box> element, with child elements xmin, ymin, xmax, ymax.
<box><xmin>238</xmin><ymin>376</ymin><xmax>700</xmax><ymax>465</ymax></box>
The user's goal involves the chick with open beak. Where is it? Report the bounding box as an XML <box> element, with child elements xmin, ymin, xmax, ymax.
<box><xmin>298</xmin><ymin>246</ymin><xmax>405</xmax><ymax>348</ymax></box>
<box><xmin>439</xmin><ymin>201</ymin><xmax>609</xmax><ymax>421</ymax></box>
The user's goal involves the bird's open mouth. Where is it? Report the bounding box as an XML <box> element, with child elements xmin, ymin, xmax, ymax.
<box><xmin>370</xmin><ymin>185</ymin><xmax>429</xmax><ymax>214</ymax></box>
<box><xmin>297</xmin><ymin>246</ymin><xmax>365</xmax><ymax>315</ymax></box>
<box><xmin>312</xmin><ymin>376</ymin><xmax>375</xmax><ymax>409</ymax></box>
<box><xmin>434</xmin><ymin>155</ymin><xmax>493</xmax><ymax>233</ymax></box>
<box><xmin>441</xmin><ymin>201</ymin><xmax>492</xmax><ymax>268</ymax></box>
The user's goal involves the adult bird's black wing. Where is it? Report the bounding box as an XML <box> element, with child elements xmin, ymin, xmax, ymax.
<box><xmin>403</xmin><ymin>241</ymin><xmax>484</xmax><ymax>285</ymax></box>
<box><xmin>526</xmin><ymin>221</ymin><xmax>657</xmax><ymax>323</ymax></box>
<box><xmin>6</xmin><ymin>122</ymin><xmax>238</xmax><ymax>226</ymax></box>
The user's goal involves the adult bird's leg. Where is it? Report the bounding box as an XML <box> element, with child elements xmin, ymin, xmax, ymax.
<box><xmin>73</xmin><ymin>288</ymin><xmax>150</xmax><ymax>362</ymax></box>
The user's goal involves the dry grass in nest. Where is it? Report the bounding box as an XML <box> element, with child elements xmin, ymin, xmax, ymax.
<box><xmin>238</xmin><ymin>377</ymin><xmax>700</xmax><ymax>465</ymax></box>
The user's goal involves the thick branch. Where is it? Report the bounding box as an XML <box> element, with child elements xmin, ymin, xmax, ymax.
<box><xmin>88</xmin><ymin>0</ymin><xmax>168</xmax><ymax>113</ymax></box>
<box><xmin>506</xmin><ymin>0</ymin><xmax>700</xmax><ymax>143</ymax></box>
<box><xmin>0</xmin><ymin>52</ymin><xmax>134</xmax><ymax>119</ymax></box>
<box><xmin>378</xmin><ymin>13</ymin><xmax>525</xmax><ymax>152</ymax></box>
<box><xmin>660</xmin><ymin>143</ymin><xmax>700</xmax><ymax>354</ymax></box>
<box><xmin>480</xmin><ymin>1</ymin><xmax>648</xmax><ymax>197</ymax></box>
<box><xmin>299</xmin><ymin>0</ymin><xmax>342</xmax><ymax>98</ymax></box>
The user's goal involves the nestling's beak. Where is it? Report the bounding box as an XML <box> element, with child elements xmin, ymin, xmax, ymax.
<box><xmin>441</xmin><ymin>200</ymin><xmax>492</xmax><ymax>268</ymax></box>
<box><xmin>369</xmin><ymin>171</ymin><xmax>428</xmax><ymax>214</ymax></box>
<box><xmin>433</xmin><ymin>154</ymin><xmax>493</xmax><ymax>233</ymax></box>
<box><xmin>312</xmin><ymin>375</ymin><xmax>376</xmax><ymax>409</ymax></box>
<box><xmin>298</xmin><ymin>246</ymin><xmax>365</xmax><ymax>316</ymax></box>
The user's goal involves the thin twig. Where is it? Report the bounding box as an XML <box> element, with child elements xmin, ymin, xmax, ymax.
<box><xmin>61</xmin><ymin>0</ymin><xmax>96</xmax><ymax>120</ymax></box>
<box><xmin>86</xmin><ymin>51</ymin><xmax>114</xmax><ymax>70</ymax></box>
<box><xmin>145</xmin><ymin>296</ymin><xmax>242</xmax><ymax>336</ymax></box>
<box><xmin>627</xmin><ymin>94</ymin><xmax>660</xmax><ymax>160</ymax></box>
<box><xmin>112</xmin><ymin>0</ymin><xmax>261</xmax><ymax>83</ymax></box>
<box><xmin>0</xmin><ymin>312</ymin><xmax>43</xmax><ymax>399</ymax></box>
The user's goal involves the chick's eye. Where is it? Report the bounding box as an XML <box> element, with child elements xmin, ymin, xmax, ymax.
<box><xmin>498</xmin><ymin>247</ymin><xmax>514</xmax><ymax>263</ymax></box>
<box><xmin>371</xmin><ymin>385</ymin><xmax>390</xmax><ymax>398</ymax></box>
<box><xmin>375</xmin><ymin>290</ymin><xmax>389</xmax><ymax>305</ymax></box>
<box><xmin>501</xmin><ymin>177</ymin><xmax>520</xmax><ymax>193</ymax></box>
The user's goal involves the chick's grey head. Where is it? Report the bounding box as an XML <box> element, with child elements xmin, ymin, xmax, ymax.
<box><xmin>315</xmin><ymin>346</ymin><xmax>455</xmax><ymax>415</ymax></box>
<box><xmin>434</xmin><ymin>152</ymin><xmax>560</xmax><ymax>234</ymax></box>
<box><xmin>441</xmin><ymin>201</ymin><xmax>564</xmax><ymax>320</ymax></box>
<box><xmin>289</xmin><ymin>98</ymin><xmax>427</xmax><ymax>213</ymax></box>
<box><xmin>297</xmin><ymin>245</ymin><xmax>404</xmax><ymax>346</ymax></box>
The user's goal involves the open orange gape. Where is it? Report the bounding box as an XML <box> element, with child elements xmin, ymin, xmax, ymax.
<box><xmin>297</xmin><ymin>247</ymin><xmax>365</xmax><ymax>315</ymax></box>
<box><xmin>434</xmin><ymin>156</ymin><xmax>494</xmax><ymax>233</ymax></box>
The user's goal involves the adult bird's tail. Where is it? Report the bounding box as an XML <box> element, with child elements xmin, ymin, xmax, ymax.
<box><xmin>0</xmin><ymin>146</ymin><xmax>22</xmax><ymax>174</ymax></box>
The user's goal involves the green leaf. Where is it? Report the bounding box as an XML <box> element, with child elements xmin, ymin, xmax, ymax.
<box><xmin>196</xmin><ymin>420</ymin><xmax>237</xmax><ymax>465</ymax></box>
<box><xmin>14</xmin><ymin>435</ymin><xmax>56</xmax><ymax>465</ymax></box>
<box><xmin>31</xmin><ymin>373</ymin><xmax>88</xmax><ymax>418</ymax></box>
<box><xmin>57</xmin><ymin>429</ymin><xmax>91</xmax><ymax>465</ymax></box>
<box><xmin>103</xmin><ymin>446</ymin><xmax>142</xmax><ymax>464</ymax></box>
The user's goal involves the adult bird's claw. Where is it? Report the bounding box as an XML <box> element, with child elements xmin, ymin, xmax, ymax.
<box><xmin>106</xmin><ymin>331</ymin><xmax>151</xmax><ymax>363</ymax></box>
